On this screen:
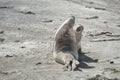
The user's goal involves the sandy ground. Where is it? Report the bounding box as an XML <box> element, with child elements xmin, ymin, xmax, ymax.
<box><xmin>0</xmin><ymin>0</ymin><xmax>120</xmax><ymax>80</ymax></box>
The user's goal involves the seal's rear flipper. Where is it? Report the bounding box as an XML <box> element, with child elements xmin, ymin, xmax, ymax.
<box><xmin>55</xmin><ymin>16</ymin><xmax>75</xmax><ymax>41</ymax></box>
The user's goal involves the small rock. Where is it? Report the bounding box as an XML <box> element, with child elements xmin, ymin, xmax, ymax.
<box><xmin>0</xmin><ymin>71</ymin><xmax>9</xmax><ymax>75</ymax></box>
<box><xmin>114</xmin><ymin>57</ymin><xmax>120</xmax><ymax>59</ymax></box>
<box><xmin>19</xmin><ymin>11</ymin><xmax>35</xmax><ymax>15</ymax></box>
<box><xmin>0</xmin><ymin>6</ymin><xmax>8</xmax><ymax>8</ymax></box>
<box><xmin>36</xmin><ymin>62</ymin><xmax>42</xmax><ymax>65</ymax></box>
<box><xmin>117</xmin><ymin>25</ymin><xmax>120</xmax><ymax>27</ymax></box>
<box><xmin>94</xmin><ymin>7</ymin><xmax>106</xmax><ymax>10</ymax></box>
<box><xmin>18</xmin><ymin>28</ymin><xmax>21</xmax><ymax>30</ymax></box>
<box><xmin>0</xmin><ymin>6</ymin><xmax>13</xmax><ymax>9</ymax></box>
<box><xmin>0</xmin><ymin>31</ymin><xmax>4</xmax><ymax>34</ymax></box>
<box><xmin>5</xmin><ymin>55</ymin><xmax>13</xmax><ymax>58</ymax></box>
<box><xmin>15</xmin><ymin>40</ymin><xmax>20</xmax><ymax>42</ymax></box>
<box><xmin>85</xmin><ymin>6</ymin><xmax>92</xmax><ymax>8</ymax></box>
<box><xmin>110</xmin><ymin>61</ymin><xmax>114</xmax><ymax>64</ymax></box>
<box><xmin>89</xmin><ymin>34</ymin><xmax>94</xmax><ymax>37</ymax></box>
<box><xmin>60</xmin><ymin>19</ymin><xmax>62</xmax><ymax>21</ymax></box>
<box><xmin>104</xmin><ymin>21</ymin><xmax>108</xmax><ymax>23</ymax></box>
<box><xmin>2</xmin><ymin>47</ymin><xmax>5</xmax><ymax>49</ymax></box>
<box><xmin>89</xmin><ymin>2</ymin><xmax>94</xmax><ymax>4</ymax></box>
<box><xmin>113</xmin><ymin>78</ymin><xmax>119</xmax><ymax>80</ymax></box>
<box><xmin>49</xmin><ymin>36</ymin><xmax>53</xmax><ymax>39</ymax></box>
<box><xmin>54</xmin><ymin>28</ymin><xmax>57</xmax><ymax>30</ymax></box>
<box><xmin>94</xmin><ymin>59</ymin><xmax>98</xmax><ymax>62</ymax></box>
<box><xmin>85</xmin><ymin>16</ymin><xmax>99</xmax><ymax>19</ymax></box>
<box><xmin>0</xmin><ymin>38</ymin><xmax>5</xmax><ymax>43</ymax></box>
<box><xmin>87</xmin><ymin>74</ymin><xmax>111</xmax><ymax>80</ymax></box>
<box><xmin>43</xmin><ymin>20</ymin><xmax>53</xmax><ymax>22</ymax></box>
<box><xmin>21</xmin><ymin>46</ymin><xmax>25</xmax><ymax>48</ymax></box>
<box><xmin>25</xmin><ymin>11</ymin><xmax>35</xmax><ymax>14</ymax></box>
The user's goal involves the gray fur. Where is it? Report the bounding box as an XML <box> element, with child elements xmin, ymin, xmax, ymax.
<box><xmin>53</xmin><ymin>16</ymin><xmax>83</xmax><ymax>71</ymax></box>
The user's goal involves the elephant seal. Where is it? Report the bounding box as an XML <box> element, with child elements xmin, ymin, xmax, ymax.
<box><xmin>53</xmin><ymin>16</ymin><xmax>84</xmax><ymax>71</ymax></box>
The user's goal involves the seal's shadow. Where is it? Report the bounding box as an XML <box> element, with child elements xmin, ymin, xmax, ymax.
<box><xmin>76</xmin><ymin>52</ymin><xmax>98</xmax><ymax>70</ymax></box>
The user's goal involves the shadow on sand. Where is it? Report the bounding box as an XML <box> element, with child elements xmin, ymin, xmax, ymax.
<box><xmin>75</xmin><ymin>52</ymin><xmax>98</xmax><ymax>71</ymax></box>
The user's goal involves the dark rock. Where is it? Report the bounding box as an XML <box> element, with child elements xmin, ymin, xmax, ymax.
<box><xmin>0</xmin><ymin>38</ymin><xmax>5</xmax><ymax>43</ymax></box>
<box><xmin>19</xmin><ymin>11</ymin><xmax>36</xmax><ymax>15</ymax></box>
<box><xmin>89</xmin><ymin>34</ymin><xmax>94</xmax><ymax>37</ymax></box>
<box><xmin>87</xmin><ymin>74</ymin><xmax>111</xmax><ymax>80</ymax></box>
<box><xmin>114</xmin><ymin>57</ymin><xmax>120</xmax><ymax>59</ymax></box>
<box><xmin>18</xmin><ymin>28</ymin><xmax>21</xmax><ymax>30</ymax></box>
<box><xmin>25</xmin><ymin>11</ymin><xmax>35</xmax><ymax>14</ymax></box>
<box><xmin>94</xmin><ymin>7</ymin><xmax>106</xmax><ymax>10</ymax></box>
<box><xmin>110</xmin><ymin>61</ymin><xmax>114</xmax><ymax>64</ymax></box>
<box><xmin>5</xmin><ymin>55</ymin><xmax>13</xmax><ymax>58</ymax></box>
<box><xmin>0</xmin><ymin>71</ymin><xmax>9</xmax><ymax>75</ymax></box>
<box><xmin>89</xmin><ymin>2</ymin><xmax>94</xmax><ymax>4</ymax></box>
<box><xmin>104</xmin><ymin>21</ymin><xmax>108</xmax><ymax>23</ymax></box>
<box><xmin>36</xmin><ymin>62</ymin><xmax>42</xmax><ymax>65</ymax></box>
<box><xmin>94</xmin><ymin>59</ymin><xmax>98</xmax><ymax>62</ymax></box>
<box><xmin>60</xmin><ymin>19</ymin><xmax>62</xmax><ymax>21</ymax></box>
<box><xmin>85</xmin><ymin>16</ymin><xmax>99</xmax><ymax>19</ymax></box>
<box><xmin>112</xmin><ymin>78</ymin><xmax>119</xmax><ymax>80</ymax></box>
<box><xmin>14</xmin><ymin>40</ymin><xmax>20</xmax><ymax>42</ymax></box>
<box><xmin>43</xmin><ymin>20</ymin><xmax>53</xmax><ymax>22</ymax></box>
<box><xmin>0</xmin><ymin>6</ymin><xmax>13</xmax><ymax>9</ymax></box>
<box><xmin>117</xmin><ymin>25</ymin><xmax>120</xmax><ymax>27</ymax></box>
<box><xmin>21</xmin><ymin>46</ymin><xmax>26</xmax><ymax>48</ymax></box>
<box><xmin>0</xmin><ymin>6</ymin><xmax>8</xmax><ymax>8</ymax></box>
<box><xmin>85</xmin><ymin>6</ymin><xmax>92</xmax><ymax>9</ymax></box>
<box><xmin>0</xmin><ymin>31</ymin><xmax>4</xmax><ymax>34</ymax></box>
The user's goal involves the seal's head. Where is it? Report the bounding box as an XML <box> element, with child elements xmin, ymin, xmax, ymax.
<box><xmin>64</xmin><ymin>53</ymin><xmax>79</xmax><ymax>71</ymax></box>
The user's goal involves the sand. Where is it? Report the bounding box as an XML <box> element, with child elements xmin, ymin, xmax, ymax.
<box><xmin>0</xmin><ymin>0</ymin><xmax>120</xmax><ymax>80</ymax></box>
